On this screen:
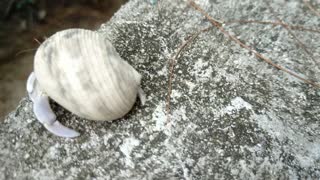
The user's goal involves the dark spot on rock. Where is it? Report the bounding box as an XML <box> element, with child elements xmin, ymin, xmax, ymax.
<box><xmin>210</xmin><ymin>0</ymin><xmax>218</xmax><ymax>3</ymax></box>
<box><xmin>247</xmin><ymin>5</ymin><xmax>254</xmax><ymax>11</ymax></box>
<box><xmin>259</xmin><ymin>7</ymin><xmax>267</xmax><ymax>12</ymax></box>
<box><xmin>254</xmin><ymin>46</ymin><xmax>266</xmax><ymax>54</ymax></box>
<box><xmin>271</xmin><ymin>34</ymin><xmax>278</xmax><ymax>42</ymax></box>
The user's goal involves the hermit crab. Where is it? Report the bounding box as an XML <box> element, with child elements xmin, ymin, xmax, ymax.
<box><xmin>27</xmin><ymin>29</ymin><xmax>146</xmax><ymax>138</ymax></box>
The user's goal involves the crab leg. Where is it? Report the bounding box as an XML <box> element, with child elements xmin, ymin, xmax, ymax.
<box><xmin>27</xmin><ymin>72</ymin><xmax>80</xmax><ymax>138</ymax></box>
<box><xmin>26</xmin><ymin>72</ymin><xmax>36</xmax><ymax>96</ymax></box>
<box><xmin>138</xmin><ymin>87</ymin><xmax>146</xmax><ymax>105</ymax></box>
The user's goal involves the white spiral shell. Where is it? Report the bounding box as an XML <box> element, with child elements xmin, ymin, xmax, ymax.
<box><xmin>34</xmin><ymin>29</ymin><xmax>142</xmax><ymax>121</ymax></box>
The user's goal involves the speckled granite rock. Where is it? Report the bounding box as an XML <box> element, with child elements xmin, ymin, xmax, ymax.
<box><xmin>1</xmin><ymin>0</ymin><xmax>320</xmax><ymax>179</ymax></box>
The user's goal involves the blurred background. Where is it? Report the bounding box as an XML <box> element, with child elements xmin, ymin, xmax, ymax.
<box><xmin>0</xmin><ymin>0</ymin><xmax>127</xmax><ymax>120</ymax></box>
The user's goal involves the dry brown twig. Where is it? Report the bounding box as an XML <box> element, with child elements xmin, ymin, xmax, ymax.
<box><xmin>15</xmin><ymin>38</ymin><xmax>42</xmax><ymax>56</ymax></box>
<box><xmin>303</xmin><ymin>0</ymin><xmax>320</xmax><ymax>16</ymax></box>
<box><xmin>188</xmin><ymin>0</ymin><xmax>320</xmax><ymax>88</ymax></box>
<box><xmin>166</xmin><ymin>27</ymin><xmax>212</xmax><ymax>124</ymax></box>
<box><xmin>15</xmin><ymin>48</ymin><xmax>37</xmax><ymax>56</ymax></box>
<box><xmin>34</xmin><ymin>38</ymin><xmax>42</xmax><ymax>45</ymax></box>
<box><xmin>265</xmin><ymin>1</ymin><xmax>319</xmax><ymax>69</ymax></box>
<box><xmin>225</xmin><ymin>20</ymin><xmax>320</xmax><ymax>34</ymax></box>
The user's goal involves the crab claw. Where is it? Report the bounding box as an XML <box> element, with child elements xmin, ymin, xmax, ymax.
<box><xmin>44</xmin><ymin>121</ymin><xmax>80</xmax><ymax>138</ymax></box>
<box><xmin>33</xmin><ymin>95</ymin><xmax>80</xmax><ymax>138</ymax></box>
<box><xmin>27</xmin><ymin>72</ymin><xmax>80</xmax><ymax>138</ymax></box>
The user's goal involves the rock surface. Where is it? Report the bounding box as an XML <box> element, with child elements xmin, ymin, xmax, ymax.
<box><xmin>1</xmin><ymin>0</ymin><xmax>320</xmax><ymax>179</ymax></box>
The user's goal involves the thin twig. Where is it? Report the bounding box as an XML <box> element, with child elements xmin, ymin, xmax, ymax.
<box><xmin>188</xmin><ymin>0</ymin><xmax>320</xmax><ymax>88</ymax></box>
<box><xmin>225</xmin><ymin>20</ymin><xmax>320</xmax><ymax>34</ymax></box>
<box><xmin>34</xmin><ymin>38</ymin><xmax>41</xmax><ymax>45</ymax></box>
<box><xmin>15</xmin><ymin>48</ymin><xmax>37</xmax><ymax>56</ymax></box>
<box><xmin>303</xmin><ymin>0</ymin><xmax>320</xmax><ymax>16</ymax></box>
<box><xmin>265</xmin><ymin>1</ymin><xmax>319</xmax><ymax>69</ymax></box>
<box><xmin>166</xmin><ymin>27</ymin><xmax>212</xmax><ymax>124</ymax></box>
<box><xmin>15</xmin><ymin>38</ymin><xmax>41</xmax><ymax>56</ymax></box>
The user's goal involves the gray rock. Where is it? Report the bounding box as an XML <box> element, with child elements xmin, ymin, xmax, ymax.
<box><xmin>1</xmin><ymin>0</ymin><xmax>320</xmax><ymax>179</ymax></box>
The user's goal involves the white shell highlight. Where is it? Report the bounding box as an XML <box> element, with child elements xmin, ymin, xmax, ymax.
<box><xmin>34</xmin><ymin>29</ymin><xmax>142</xmax><ymax>121</ymax></box>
